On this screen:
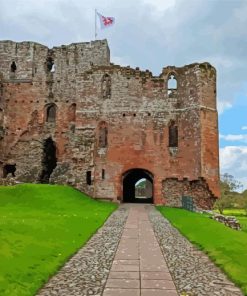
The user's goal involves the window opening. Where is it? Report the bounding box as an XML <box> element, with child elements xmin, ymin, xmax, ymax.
<box><xmin>86</xmin><ymin>171</ymin><xmax>92</xmax><ymax>185</ymax></box>
<box><xmin>102</xmin><ymin>169</ymin><xmax>105</xmax><ymax>180</ymax></box>
<box><xmin>39</xmin><ymin>138</ymin><xmax>57</xmax><ymax>183</ymax></box>
<box><xmin>99</xmin><ymin>122</ymin><xmax>108</xmax><ymax>148</ymax></box>
<box><xmin>168</xmin><ymin>74</ymin><xmax>177</xmax><ymax>89</ymax></box>
<box><xmin>46</xmin><ymin>104</ymin><xmax>56</xmax><ymax>123</ymax></box>
<box><xmin>10</xmin><ymin>61</ymin><xmax>17</xmax><ymax>73</ymax></box>
<box><xmin>169</xmin><ymin>121</ymin><xmax>178</xmax><ymax>147</ymax></box>
<box><xmin>102</xmin><ymin>74</ymin><xmax>111</xmax><ymax>99</ymax></box>
<box><xmin>3</xmin><ymin>164</ymin><xmax>16</xmax><ymax>178</ymax></box>
<box><xmin>46</xmin><ymin>57</ymin><xmax>54</xmax><ymax>72</ymax></box>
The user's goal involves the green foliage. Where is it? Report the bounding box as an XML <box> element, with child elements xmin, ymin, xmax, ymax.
<box><xmin>135</xmin><ymin>179</ymin><xmax>146</xmax><ymax>189</ymax></box>
<box><xmin>214</xmin><ymin>173</ymin><xmax>243</xmax><ymax>214</ymax></box>
<box><xmin>157</xmin><ymin>207</ymin><xmax>247</xmax><ymax>295</ymax></box>
<box><xmin>0</xmin><ymin>184</ymin><xmax>117</xmax><ymax>296</ymax></box>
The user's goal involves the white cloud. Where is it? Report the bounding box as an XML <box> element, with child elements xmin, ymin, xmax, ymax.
<box><xmin>220</xmin><ymin>134</ymin><xmax>247</xmax><ymax>142</ymax></box>
<box><xmin>221</xmin><ymin>147</ymin><xmax>247</xmax><ymax>192</ymax></box>
<box><xmin>241</xmin><ymin>126</ymin><xmax>247</xmax><ymax>130</ymax></box>
<box><xmin>142</xmin><ymin>0</ymin><xmax>176</xmax><ymax>15</ymax></box>
<box><xmin>217</xmin><ymin>101</ymin><xmax>232</xmax><ymax>115</ymax></box>
<box><xmin>220</xmin><ymin>146</ymin><xmax>247</xmax><ymax>190</ymax></box>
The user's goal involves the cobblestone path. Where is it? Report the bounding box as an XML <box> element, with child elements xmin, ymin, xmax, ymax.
<box><xmin>37</xmin><ymin>204</ymin><xmax>243</xmax><ymax>296</ymax></box>
<box><xmin>37</xmin><ymin>206</ymin><xmax>128</xmax><ymax>296</ymax></box>
<box><xmin>149</xmin><ymin>206</ymin><xmax>243</xmax><ymax>296</ymax></box>
<box><xmin>102</xmin><ymin>204</ymin><xmax>178</xmax><ymax>296</ymax></box>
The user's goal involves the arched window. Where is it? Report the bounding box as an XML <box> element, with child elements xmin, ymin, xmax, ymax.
<box><xmin>167</xmin><ymin>74</ymin><xmax>177</xmax><ymax>96</ymax></box>
<box><xmin>169</xmin><ymin>120</ymin><xmax>178</xmax><ymax>147</ymax></box>
<box><xmin>99</xmin><ymin>122</ymin><xmax>108</xmax><ymax>148</ymax></box>
<box><xmin>68</xmin><ymin>103</ymin><xmax>76</xmax><ymax>122</ymax></box>
<box><xmin>10</xmin><ymin>61</ymin><xmax>17</xmax><ymax>73</ymax></box>
<box><xmin>168</xmin><ymin>74</ymin><xmax>177</xmax><ymax>89</ymax></box>
<box><xmin>102</xmin><ymin>74</ymin><xmax>111</xmax><ymax>99</ymax></box>
<box><xmin>46</xmin><ymin>104</ymin><xmax>57</xmax><ymax>123</ymax></box>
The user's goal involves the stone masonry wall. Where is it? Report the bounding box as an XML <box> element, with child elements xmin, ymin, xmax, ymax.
<box><xmin>162</xmin><ymin>177</ymin><xmax>216</xmax><ymax>210</ymax></box>
<box><xmin>0</xmin><ymin>39</ymin><xmax>219</xmax><ymax>208</ymax></box>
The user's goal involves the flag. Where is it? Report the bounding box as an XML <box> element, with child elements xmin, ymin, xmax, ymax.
<box><xmin>97</xmin><ymin>12</ymin><xmax>115</xmax><ymax>29</ymax></box>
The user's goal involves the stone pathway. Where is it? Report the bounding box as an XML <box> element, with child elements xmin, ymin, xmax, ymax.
<box><xmin>149</xmin><ymin>206</ymin><xmax>243</xmax><ymax>296</ymax></box>
<box><xmin>103</xmin><ymin>204</ymin><xmax>178</xmax><ymax>296</ymax></box>
<box><xmin>37</xmin><ymin>204</ymin><xmax>244</xmax><ymax>296</ymax></box>
<box><xmin>37</xmin><ymin>207</ymin><xmax>128</xmax><ymax>296</ymax></box>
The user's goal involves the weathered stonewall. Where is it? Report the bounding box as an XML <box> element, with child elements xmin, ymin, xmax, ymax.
<box><xmin>0</xmin><ymin>39</ymin><xmax>219</xmax><ymax>208</ymax></box>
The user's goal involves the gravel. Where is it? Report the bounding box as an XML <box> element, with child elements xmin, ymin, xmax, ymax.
<box><xmin>37</xmin><ymin>206</ymin><xmax>129</xmax><ymax>296</ymax></box>
<box><xmin>148</xmin><ymin>207</ymin><xmax>244</xmax><ymax>296</ymax></box>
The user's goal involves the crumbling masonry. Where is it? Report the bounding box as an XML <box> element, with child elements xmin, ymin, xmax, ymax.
<box><xmin>0</xmin><ymin>39</ymin><xmax>219</xmax><ymax>208</ymax></box>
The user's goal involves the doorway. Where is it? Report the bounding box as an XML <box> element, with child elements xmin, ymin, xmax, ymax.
<box><xmin>39</xmin><ymin>137</ymin><xmax>57</xmax><ymax>183</ymax></box>
<box><xmin>122</xmin><ymin>168</ymin><xmax>153</xmax><ymax>203</ymax></box>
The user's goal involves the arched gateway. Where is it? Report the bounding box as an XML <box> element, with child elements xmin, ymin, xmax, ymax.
<box><xmin>122</xmin><ymin>169</ymin><xmax>153</xmax><ymax>203</ymax></box>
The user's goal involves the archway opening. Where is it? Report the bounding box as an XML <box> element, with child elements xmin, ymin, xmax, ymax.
<box><xmin>39</xmin><ymin>137</ymin><xmax>57</xmax><ymax>183</ymax></box>
<box><xmin>123</xmin><ymin>169</ymin><xmax>153</xmax><ymax>203</ymax></box>
<box><xmin>3</xmin><ymin>164</ymin><xmax>16</xmax><ymax>178</ymax></box>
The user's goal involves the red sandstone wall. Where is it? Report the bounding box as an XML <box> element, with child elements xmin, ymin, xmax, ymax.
<box><xmin>0</xmin><ymin>40</ymin><xmax>220</xmax><ymax>208</ymax></box>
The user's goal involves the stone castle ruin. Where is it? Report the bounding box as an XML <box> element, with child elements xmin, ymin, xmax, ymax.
<box><xmin>0</xmin><ymin>39</ymin><xmax>219</xmax><ymax>208</ymax></box>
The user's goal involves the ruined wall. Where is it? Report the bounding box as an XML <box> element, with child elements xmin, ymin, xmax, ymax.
<box><xmin>0</xmin><ymin>39</ymin><xmax>219</xmax><ymax>208</ymax></box>
<box><xmin>162</xmin><ymin>178</ymin><xmax>215</xmax><ymax>210</ymax></box>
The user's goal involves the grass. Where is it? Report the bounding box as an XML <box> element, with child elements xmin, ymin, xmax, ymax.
<box><xmin>214</xmin><ymin>208</ymin><xmax>247</xmax><ymax>233</ymax></box>
<box><xmin>157</xmin><ymin>206</ymin><xmax>247</xmax><ymax>296</ymax></box>
<box><xmin>0</xmin><ymin>184</ymin><xmax>117</xmax><ymax>296</ymax></box>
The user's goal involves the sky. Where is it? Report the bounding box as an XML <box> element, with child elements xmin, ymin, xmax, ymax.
<box><xmin>0</xmin><ymin>0</ymin><xmax>247</xmax><ymax>190</ymax></box>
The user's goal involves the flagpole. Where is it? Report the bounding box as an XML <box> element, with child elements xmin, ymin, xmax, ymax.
<box><xmin>95</xmin><ymin>9</ymin><xmax>97</xmax><ymax>40</ymax></box>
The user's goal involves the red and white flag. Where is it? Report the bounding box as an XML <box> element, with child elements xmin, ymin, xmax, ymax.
<box><xmin>97</xmin><ymin>12</ymin><xmax>115</xmax><ymax>29</ymax></box>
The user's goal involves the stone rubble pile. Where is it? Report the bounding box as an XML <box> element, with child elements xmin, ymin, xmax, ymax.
<box><xmin>211</xmin><ymin>214</ymin><xmax>241</xmax><ymax>230</ymax></box>
<box><xmin>0</xmin><ymin>177</ymin><xmax>16</xmax><ymax>186</ymax></box>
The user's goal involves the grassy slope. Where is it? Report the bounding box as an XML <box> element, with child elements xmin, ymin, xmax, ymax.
<box><xmin>0</xmin><ymin>184</ymin><xmax>117</xmax><ymax>296</ymax></box>
<box><xmin>157</xmin><ymin>207</ymin><xmax>247</xmax><ymax>296</ymax></box>
<box><xmin>215</xmin><ymin>209</ymin><xmax>247</xmax><ymax>233</ymax></box>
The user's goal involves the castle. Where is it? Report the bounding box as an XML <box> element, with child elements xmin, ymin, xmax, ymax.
<box><xmin>0</xmin><ymin>39</ymin><xmax>219</xmax><ymax>208</ymax></box>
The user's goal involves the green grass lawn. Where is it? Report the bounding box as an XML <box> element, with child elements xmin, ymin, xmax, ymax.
<box><xmin>157</xmin><ymin>207</ymin><xmax>247</xmax><ymax>296</ymax></box>
<box><xmin>0</xmin><ymin>184</ymin><xmax>117</xmax><ymax>296</ymax></box>
<box><xmin>214</xmin><ymin>208</ymin><xmax>247</xmax><ymax>233</ymax></box>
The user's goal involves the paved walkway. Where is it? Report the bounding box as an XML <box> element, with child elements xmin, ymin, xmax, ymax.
<box><xmin>103</xmin><ymin>204</ymin><xmax>178</xmax><ymax>296</ymax></box>
<box><xmin>37</xmin><ymin>204</ymin><xmax>243</xmax><ymax>296</ymax></box>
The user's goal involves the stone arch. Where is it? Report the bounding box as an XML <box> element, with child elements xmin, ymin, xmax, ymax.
<box><xmin>45</xmin><ymin>103</ymin><xmax>57</xmax><ymax>123</ymax></box>
<box><xmin>122</xmin><ymin>168</ymin><xmax>154</xmax><ymax>203</ymax></box>
<box><xmin>102</xmin><ymin>74</ymin><xmax>111</xmax><ymax>99</ymax></box>
<box><xmin>3</xmin><ymin>162</ymin><xmax>16</xmax><ymax>178</ymax></box>
<box><xmin>68</xmin><ymin>103</ymin><xmax>76</xmax><ymax>122</ymax></box>
<box><xmin>98</xmin><ymin>121</ymin><xmax>108</xmax><ymax>148</ymax></box>
<box><xmin>168</xmin><ymin>120</ymin><xmax>178</xmax><ymax>147</ymax></box>
<box><xmin>39</xmin><ymin>137</ymin><xmax>57</xmax><ymax>183</ymax></box>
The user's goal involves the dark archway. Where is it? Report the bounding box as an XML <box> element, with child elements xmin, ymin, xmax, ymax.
<box><xmin>3</xmin><ymin>164</ymin><xmax>16</xmax><ymax>178</ymax></box>
<box><xmin>39</xmin><ymin>138</ymin><xmax>57</xmax><ymax>183</ymax></box>
<box><xmin>123</xmin><ymin>169</ymin><xmax>153</xmax><ymax>203</ymax></box>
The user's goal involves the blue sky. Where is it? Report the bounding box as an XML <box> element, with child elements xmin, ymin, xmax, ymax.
<box><xmin>0</xmin><ymin>0</ymin><xmax>247</xmax><ymax>189</ymax></box>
